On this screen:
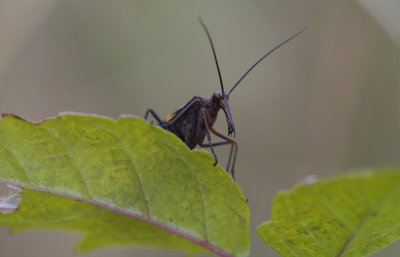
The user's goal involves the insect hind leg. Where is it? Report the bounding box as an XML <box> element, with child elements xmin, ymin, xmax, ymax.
<box><xmin>144</xmin><ymin>109</ymin><xmax>164</xmax><ymax>125</ymax></box>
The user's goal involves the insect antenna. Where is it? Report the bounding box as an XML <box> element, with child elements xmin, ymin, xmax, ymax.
<box><xmin>228</xmin><ymin>26</ymin><xmax>307</xmax><ymax>96</ymax></box>
<box><xmin>198</xmin><ymin>17</ymin><xmax>225</xmax><ymax>94</ymax></box>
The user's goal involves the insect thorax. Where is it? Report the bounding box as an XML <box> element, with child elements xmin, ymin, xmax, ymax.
<box><xmin>162</xmin><ymin>96</ymin><xmax>220</xmax><ymax>149</ymax></box>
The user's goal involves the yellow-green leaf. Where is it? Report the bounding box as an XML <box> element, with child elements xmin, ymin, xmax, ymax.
<box><xmin>257</xmin><ymin>169</ymin><xmax>400</xmax><ymax>257</ymax></box>
<box><xmin>0</xmin><ymin>113</ymin><xmax>249</xmax><ymax>257</ymax></box>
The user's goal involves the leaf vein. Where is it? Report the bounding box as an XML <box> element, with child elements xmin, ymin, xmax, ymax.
<box><xmin>80</xmin><ymin>120</ymin><xmax>151</xmax><ymax>217</ymax></box>
<box><xmin>0</xmin><ymin>144</ymin><xmax>30</xmax><ymax>181</ymax></box>
<box><xmin>285</xmin><ymin>194</ymin><xmax>334</xmax><ymax>255</ymax></box>
<box><xmin>335</xmin><ymin>181</ymin><xmax>400</xmax><ymax>257</ymax></box>
<box><xmin>38</xmin><ymin>125</ymin><xmax>93</xmax><ymax>200</ymax></box>
<box><xmin>158</xmin><ymin>139</ymin><xmax>209</xmax><ymax>242</ymax></box>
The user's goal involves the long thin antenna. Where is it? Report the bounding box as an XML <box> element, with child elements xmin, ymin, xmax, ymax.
<box><xmin>198</xmin><ymin>17</ymin><xmax>225</xmax><ymax>94</ymax></box>
<box><xmin>228</xmin><ymin>26</ymin><xmax>307</xmax><ymax>96</ymax></box>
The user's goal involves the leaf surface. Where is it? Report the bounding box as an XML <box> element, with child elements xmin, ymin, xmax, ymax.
<box><xmin>0</xmin><ymin>113</ymin><xmax>249</xmax><ymax>257</ymax></box>
<box><xmin>257</xmin><ymin>170</ymin><xmax>400</xmax><ymax>257</ymax></box>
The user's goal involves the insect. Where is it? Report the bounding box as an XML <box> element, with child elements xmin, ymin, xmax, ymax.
<box><xmin>145</xmin><ymin>18</ymin><xmax>306</xmax><ymax>180</ymax></box>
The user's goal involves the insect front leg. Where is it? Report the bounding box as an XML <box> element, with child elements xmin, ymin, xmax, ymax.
<box><xmin>200</xmin><ymin>109</ymin><xmax>238</xmax><ymax>180</ymax></box>
<box><xmin>144</xmin><ymin>109</ymin><xmax>164</xmax><ymax>125</ymax></box>
<box><xmin>201</xmin><ymin>126</ymin><xmax>219</xmax><ymax>166</ymax></box>
<box><xmin>199</xmin><ymin>140</ymin><xmax>232</xmax><ymax>167</ymax></box>
<box><xmin>198</xmin><ymin>109</ymin><xmax>219</xmax><ymax>167</ymax></box>
<box><xmin>208</xmin><ymin>126</ymin><xmax>238</xmax><ymax>180</ymax></box>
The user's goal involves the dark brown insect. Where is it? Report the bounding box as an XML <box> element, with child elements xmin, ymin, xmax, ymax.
<box><xmin>145</xmin><ymin>18</ymin><xmax>306</xmax><ymax>180</ymax></box>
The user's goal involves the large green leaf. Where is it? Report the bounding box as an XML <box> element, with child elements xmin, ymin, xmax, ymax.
<box><xmin>257</xmin><ymin>169</ymin><xmax>400</xmax><ymax>257</ymax></box>
<box><xmin>0</xmin><ymin>113</ymin><xmax>249</xmax><ymax>257</ymax></box>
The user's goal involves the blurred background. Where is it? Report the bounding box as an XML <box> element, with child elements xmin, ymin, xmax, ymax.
<box><xmin>0</xmin><ymin>0</ymin><xmax>399</xmax><ymax>256</ymax></box>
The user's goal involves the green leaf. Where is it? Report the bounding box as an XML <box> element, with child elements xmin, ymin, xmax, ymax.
<box><xmin>0</xmin><ymin>113</ymin><xmax>249</xmax><ymax>257</ymax></box>
<box><xmin>257</xmin><ymin>169</ymin><xmax>400</xmax><ymax>257</ymax></box>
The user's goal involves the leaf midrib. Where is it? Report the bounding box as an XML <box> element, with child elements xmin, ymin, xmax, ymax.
<box><xmin>335</xmin><ymin>179</ymin><xmax>400</xmax><ymax>257</ymax></box>
<box><xmin>0</xmin><ymin>179</ymin><xmax>235</xmax><ymax>257</ymax></box>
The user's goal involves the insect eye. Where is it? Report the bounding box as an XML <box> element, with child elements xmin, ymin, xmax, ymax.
<box><xmin>214</xmin><ymin>92</ymin><xmax>223</xmax><ymax>98</ymax></box>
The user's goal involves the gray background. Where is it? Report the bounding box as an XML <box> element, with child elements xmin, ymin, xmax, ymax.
<box><xmin>0</xmin><ymin>0</ymin><xmax>400</xmax><ymax>256</ymax></box>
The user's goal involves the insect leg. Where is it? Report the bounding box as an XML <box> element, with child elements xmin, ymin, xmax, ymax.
<box><xmin>226</xmin><ymin>144</ymin><xmax>235</xmax><ymax>177</ymax></box>
<box><xmin>200</xmin><ymin>109</ymin><xmax>219</xmax><ymax>166</ymax></box>
<box><xmin>200</xmin><ymin>141</ymin><xmax>231</xmax><ymax>147</ymax></box>
<box><xmin>207</xmin><ymin>125</ymin><xmax>238</xmax><ymax>180</ymax></box>
<box><xmin>144</xmin><ymin>109</ymin><xmax>164</xmax><ymax>125</ymax></box>
<box><xmin>205</xmin><ymin>127</ymin><xmax>219</xmax><ymax>166</ymax></box>
<box><xmin>199</xmin><ymin>140</ymin><xmax>235</xmax><ymax>174</ymax></box>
